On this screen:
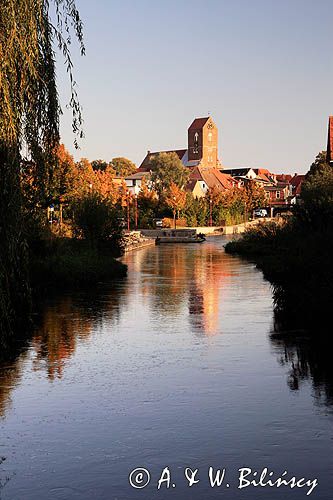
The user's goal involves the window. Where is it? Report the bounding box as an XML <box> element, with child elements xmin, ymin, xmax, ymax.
<box><xmin>276</xmin><ymin>191</ymin><xmax>280</xmax><ymax>199</ymax></box>
<box><xmin>208</xmin><ymin>132</ymin><xmax>212</xmax><ymax>142</ymax></box>
<box><xmin>193</xmin><ymin>132</ymin><xmax>199</xmax><ymax>153</ymax></box>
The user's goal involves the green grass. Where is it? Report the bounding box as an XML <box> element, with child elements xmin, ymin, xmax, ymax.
<box><xmin>29</xmin><ymin>239</ymin><xmax>127</xmax><ymax>291</ymax></box>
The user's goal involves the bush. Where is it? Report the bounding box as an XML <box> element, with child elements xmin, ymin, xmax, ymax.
<box><xmin>72</xmin><ymin>193</ymin><xmax>123</xmax><ymax>252</ymax></box>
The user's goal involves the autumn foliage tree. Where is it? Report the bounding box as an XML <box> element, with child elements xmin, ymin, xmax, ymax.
<box><xmin>165</xmin><ymin>183</ymin><xmax>187</xmax><ymax>228</ymax></box>
<box><xmin>242</xmin><ymin>180</ymin><xmax>267</xmax><ymax>213</ymax></box>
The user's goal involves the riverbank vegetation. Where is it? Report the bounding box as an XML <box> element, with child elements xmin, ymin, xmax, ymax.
<box><xmin>225</xmin><ymin>152</ymin><xmax>333</xmax><ymax>331</ymax></box>
<box><xmin>0</xmin><ymin>1</ymin><xmax>126</xmax><ymax>348</ymax></box>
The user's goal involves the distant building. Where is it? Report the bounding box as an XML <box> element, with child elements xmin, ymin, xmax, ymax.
<box><xmin>188</xmin><ymin>166</ymin><xmax>236</xmax><ymax>197</ymax></box>
<box><xmin>139</xmin><ymin>116</ymin><xmax>221</xmax><ymax>172</ymax></box>
<box><xmin>125</xmin><ymin>171</ymin><xmax>148</xmax><ymax>195</ymax></box>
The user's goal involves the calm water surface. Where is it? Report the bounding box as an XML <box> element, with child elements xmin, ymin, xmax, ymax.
<box><xmin>0</xmin><ymin>236</ymin><xmax>332</xmax><ymax>500</ymax></box>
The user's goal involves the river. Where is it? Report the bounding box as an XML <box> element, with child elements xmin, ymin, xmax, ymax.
<box><xmin>0</xmin><ymin>236</ymin><xmax>332</xmax><ymax>499</ymax></box>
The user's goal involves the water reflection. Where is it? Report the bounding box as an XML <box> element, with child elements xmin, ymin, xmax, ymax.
<box><xmin>270</xmin><ymin>330</ymin><xmax>333</xmax><ymax>409</ymax></box>
<box><xmin>123</xmin><ymin>241</ymin><xmax>237</xmax><ymax>335</ymax></box>
<box><xmin>0</xmin><ymin>354</ymin><xmax>29</xmax><ymax>418</ymax></box>
<box><xmin>0</xmin><ymin>287</ymin><xmax>124</xmax><ymax>416</ymax></box>
<box><xmin>1</xmin><ymin>238</ymin><xmax>333</xmax><ymax>500</ymax></box>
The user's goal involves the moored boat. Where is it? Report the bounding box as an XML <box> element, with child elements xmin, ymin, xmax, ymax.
<box><xmin>155</xmin><ymin>229</ymin><xmax>206</xmax><ymax>244</ymax></box>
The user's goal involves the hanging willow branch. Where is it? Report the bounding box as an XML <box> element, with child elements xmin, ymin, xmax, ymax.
<box><xmin>0</xmin><ymin>0</ymin><xmax>85</xmax><ymax>152</ymax></box>
<box><xmin>0</xmin><ymin>0</ymin><xmax>85</xmax><ymax>339</ymax></box>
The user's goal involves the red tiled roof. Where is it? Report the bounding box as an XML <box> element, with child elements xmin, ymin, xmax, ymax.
<box><xmin>189</xmin><ymin>166</ymin><xmax>234</xmax><ymax>191</ymax></box>
<box><xmin>290</xmin><ymin>174</ymin><xmax>305</xmax><ymax>195</ymax></box>
<box><xmin>188</xmin><ymin>117</ymin><xmax>210</xmax><ymax>130</ymax></box>
<box><xmin>256</xmin><ymin>168</ymin><xmax>271</xmax><ymax>176</ymax></box>
<box><xmin>256</xmin><ymin>173</ymin><xmax>271</xmax><ymax>182</ymax></box>
<box><xmin>139</xmin><ymin>149</ymin><xmax>187</xmax><ymax>171</ymax></box>
<box><xmin>327</xmin><ymin>116</ymin><xmax>333</xmax><ymax>163</ymax></box>
<box><xmin>276</xmin><ymin>174</ymin><xmax>292</xmax><ymax>182</ymax></box>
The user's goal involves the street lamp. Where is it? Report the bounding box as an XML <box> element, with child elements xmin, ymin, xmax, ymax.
<box><xmin>209</xmin><ymin>197</ymin><xmax>213</xmax><ymax>227</ymax></box>
<box><xmin>134</xmin><ymin>193</ymin><xmax>138</xmax><ymax>230</ymax></box>
<box><xmin>127</xmin><ymin>192</ymin><xmax>131</xmax><ymax>231</ymax></box>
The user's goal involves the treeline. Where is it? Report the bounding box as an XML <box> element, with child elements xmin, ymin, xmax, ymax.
<box><xmin>225</xmin><ymin>151</ymin><xmax>333</xmax><ymax>332</ymax></box>
<box><xmin>36</xmin><ymin>147</ymin><xmax>267</xmax><ymax>232</ymax></box>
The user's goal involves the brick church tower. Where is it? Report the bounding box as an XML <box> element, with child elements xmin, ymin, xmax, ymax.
<box><xmin>188</xmin><ymin>116</ymin><xmax>219</xmax><ymax>168</ymax></box>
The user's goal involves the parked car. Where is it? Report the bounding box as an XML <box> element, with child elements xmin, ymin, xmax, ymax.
<box><xmin>153</xmin><ymin>218</ymin><xmax>164</xmax><ymax>228</ymax></box>
<box><xmin>254</xmin><ymin>208</ymin><xmax>268</xmax><ymax>218</ymax></box>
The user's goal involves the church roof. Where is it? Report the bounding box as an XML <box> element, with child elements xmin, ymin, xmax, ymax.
<box><xmin>138</xmin><ymin>149</ymin><xmax>187</xmax><ymax>171</ymax></box>
<box><xmin>188</xmin><ymin>117</ymin><xmax>210</xmax><ymax>130</ymax></box>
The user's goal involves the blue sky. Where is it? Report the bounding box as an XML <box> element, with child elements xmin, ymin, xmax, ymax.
<box><xmin>58</xmin><ymin>0</ymin><xmax>333</xmax><ymax>173</ymax></box>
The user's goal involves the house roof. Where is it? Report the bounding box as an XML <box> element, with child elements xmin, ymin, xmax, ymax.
<box><xmin>139</xmin><ymin>149</ymin><xmax>187</xmax><ymax>171</ymax></box>
<box><xmin>222</xmin><ymin>168</ymin><xmax>255</xmax><ymax>176</ymax></box>
<box><xmin>188</xmin><ymin>117</ymin><xmax>210</xmax><ymax>130</ymax></box>
<box><xmin>190</xmin><ymin>166</ymin><xmax>235</xmax><ymax>191</ymax></box>
<box><xmin>290</xmin><ymin>174</ymin><xmax>305</xmax><ymax>195</ymax></box>
<box><xmin>253</xmin><ymin>168</ymin><xmax>272</xmax><ymax>176</ymax></box>
<box><xmin>125</xmin><ymin>171</ymin><xmax>148</xmax><ymax>180</ymax></box>
<box><xmin>276</xmin><ymin>174</ymin><xmax>292</xmax><ymax>182</ymax></box>
<box><xmin>255</xmin><ymin>173</ymin><xmax>272</xmax><ymax>183</ymax></box>
<box><xmin>327</xmin><ymin>116</ymin><xmax>333</xmax><ymax>163</ymax></box>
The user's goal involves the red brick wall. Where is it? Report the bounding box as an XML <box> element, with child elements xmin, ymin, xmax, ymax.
<box><xmin>188</xmin><ymin>117</ymin><xmax>219</xmax><ymax>167</ymax></box>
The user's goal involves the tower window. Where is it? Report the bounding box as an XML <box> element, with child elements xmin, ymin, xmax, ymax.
<box><xmin>193</xmin><ymin>132</ymin><xmax>199</xmax><ymax>153</ymax></box>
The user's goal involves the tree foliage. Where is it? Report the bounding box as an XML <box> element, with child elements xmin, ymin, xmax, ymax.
<box><xmin>305</xmin><ymin>151</ymin><xmax>331</xmax><ymax>180</ymax></box>
<box><xmin>0</xmin><ymin>0</ymin><xmax>84</xmax><ymax>339</ymax></box>
<box><xmin>111</xmin><ymin>157</ymin><xmax>137</xmax><ymax>177</ymax></box>
<box><xmin>91</xmin><ymin>160</ymin><xmax>111</xmax><ymax>172</ymax></box>
<box><xmin>165</xmin><ymin>183</ymin><xmax>187</xmax><ymax>213</ymax></box>
<box><xmin>72</xmin><ymin>193</ymin><xmax>122</xmax><ymax>249</ymax></box>
<box><xmin>242</xmin><ymin>180</ymin><xmax>267</xmax><ymax>212</ymax></box>
<box><xmin>149</xmin><ymin>152</ymin><xmax>189</xmax><ymax>197</ymax></box>
<box><xmin>299</xmin><ymin>160</ymin><xmax>333</xmax><ymax>227</ymax></box>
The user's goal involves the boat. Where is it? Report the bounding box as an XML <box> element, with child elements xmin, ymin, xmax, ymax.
<box><xmin>155</xmin><ymin>229</ymin><xmax>206</xmax><ymax>244</ymax></box>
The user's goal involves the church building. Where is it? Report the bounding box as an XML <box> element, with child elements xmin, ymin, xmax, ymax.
<box><xmin>138</xmin><ymin>116</ymin><xmax>221</xmax><ymax>171</ymax></box>
<box><xmin>125</xmin><ymin>116</ymin><xmax>236</xmax><ymax>196</ymax></box>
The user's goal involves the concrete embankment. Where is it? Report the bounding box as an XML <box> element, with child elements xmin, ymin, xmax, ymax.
<box><xmin>140</xmin><ymin>227</ymin><xmax>223</xmax><ymax>238</ymax></box>
<box><xmin>222</xmin><ymin>218</ymin><xmax>273</xmax><ymax>234</ymax></box>
<box><xmin>123</xmin><ymin>231</ymin><xmax>155</xmax><ymax>253</ymax></box>
<box><xmin>141</xmin><ymin>219</ymin><xmax>273</xmax><ymax>238</ymax></box>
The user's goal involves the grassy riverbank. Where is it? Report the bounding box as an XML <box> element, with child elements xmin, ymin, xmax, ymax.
<box><xmin>225</xmin><ymin>220</ymin><xmax>333</xmax><ymax>332</ymax></box>
<box><xmin>29</xmin><ymin>238</ymin><xmax>127</xmax><ymax>292</ymax></box>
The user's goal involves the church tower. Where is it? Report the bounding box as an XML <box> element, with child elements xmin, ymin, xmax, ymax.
<box><xmin>188</xmin><ymin>116</ymin><xmax>219</xmax><ymax>168</ymax></box>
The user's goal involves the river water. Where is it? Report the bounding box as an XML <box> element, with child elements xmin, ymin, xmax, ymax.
<box><xmin>0</xmin><ymin>236</ymin><xmax>332</xmax><ymax>500</ymax></box>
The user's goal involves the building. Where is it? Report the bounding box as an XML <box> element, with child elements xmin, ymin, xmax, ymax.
<box><xmin>137</xmin><ymin>116</ymin><xmax>239</xmax><ymax>197</ymax></box>
<box><xmin>139</xmin><ymin>116</ymin><xmax>221</xmax><ymax>172</ymax></box>
<box><xmin>125</xmin><ymin>171</ymin><xmax>148</xmax><ymax>195</ymax></box>
<box><xmin>188</xmin><ymin>166</ymin><xmax>236</xmax><ymax>197</ymax></box>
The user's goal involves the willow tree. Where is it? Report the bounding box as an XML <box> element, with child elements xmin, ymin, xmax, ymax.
<box><xmin>0</xmin><ymin>0</ymin><xmax>84</xmax><ymax>340</ymax></box>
